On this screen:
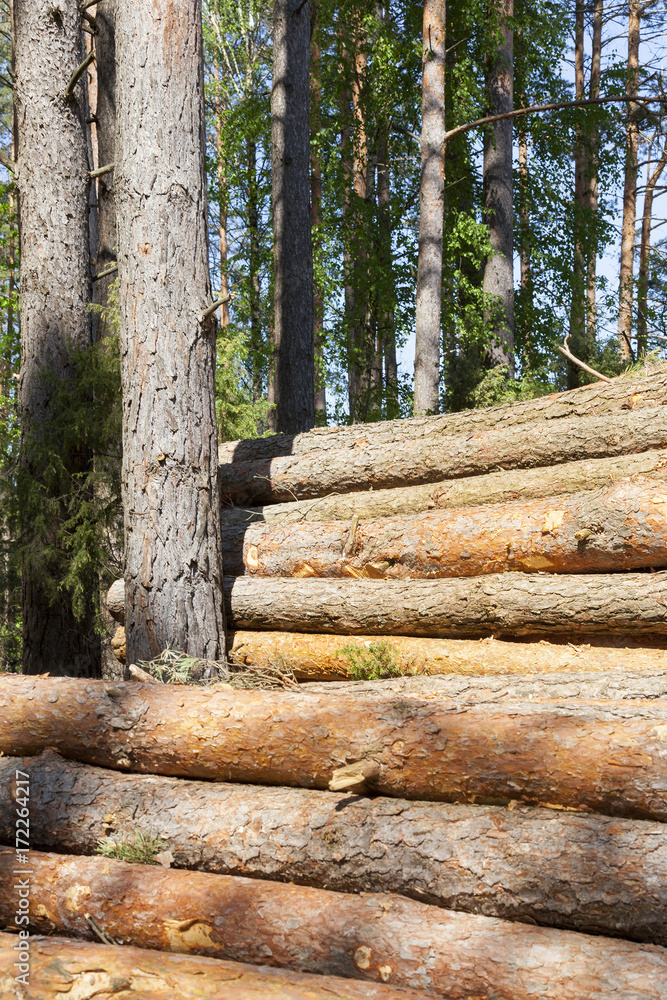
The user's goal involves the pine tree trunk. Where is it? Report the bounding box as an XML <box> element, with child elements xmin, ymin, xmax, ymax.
<box><xmin>5</xmin><ymin>752</ymin><xmax>666</xmax><ymax>943</ymax></box>
<box><xmin>115</xmin><ymin>0</ymin><xmax>226</xmax><ymax>662</ymax></box>
<box><xmin>618</xmin><ymin>0</ymin><xmax>641</xmax><ymax>360</ymax></box>
<box><xmin>3</xmin><ymin>673</ymin><xmax>667</xmax><ymax>817</ymax></box>
<box><xmin>568</xmin><ymin>0</ymin><xmax>588</xmax><ymax>387</ymax></box>
<box><xmin>271</xmin><ymin>0</ymin><xmax>315</xmax><ymax>433</ymax></box>
<box><xmin>92</xmin><ymin>0</ymin><xmax>116</xmax><ymax>338</ymax></box>
<box><xmin>215</xmin><ymin>59</ymin><xmax>230</xmax><ymax>328</ymax></box>
<box><xmin>482</xmin><ymin>0</ymin><xmax>514</xmax><ymax>375</ymax></box>
<box><xmin>414</xmin><ymin>0</ymin><xmax>446</xmax><ymax>415</ymax></box>
<box><xmin>311</xmin><ymin>18</ymin><xmax>326</xmax><ymax>423</ymax></box>
<box><xmin>636</xmin><ymin>140</ymin><xmax>667</xmax><ymax>353</ymax></box>
<box><xmin>584</xmin><ymin>0</ymin><xmax>602</xmax><ymax>346</ymax></box>
<box><xmin>218</xmin><ymin>404</ymin><xmax>667</xmax><ymax>504</ymax></box>
<box><xmin>377</xmin><ymin>123</ymin><xmax>398</xmax><ymax>418</ymax></box>
<box><xmin>247</xmin><ymin>138</ymin><xmax>262</xmax><ymax>400</ymax></box>
<box><xmin>0</xmin><ymin>933</ymin><xmax>419</xmax><ymax>1000</ymax></box>
<box><xmin>15</xmin><ymin>0</ymin><xmax>100</xmax><ymax>677</ymax></box>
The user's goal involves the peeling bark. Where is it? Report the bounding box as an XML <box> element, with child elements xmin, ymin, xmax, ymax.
<box><xmin>218</xmin><ymin>404</ymin><xmax>667</xmax><ymax>505</ymax></box>
<box><xmin>0</xmin><ymin>933</ymin><xmax>423</xmax><ymax>1000</ymax></box>
<box><xmin>2</xmin><ymin>752</ymin><xmax>666</xmax><ymax>943</ymax></box>
<box><xmin>1</xmin><ymin>674</ymin><xmax>667</xmax><ymax>816</ymax></box>
<box><xmin>115</xmin><ymin>0</ymin><xmax>226</xmax><ymax>662</ymax></box>
<box><xmin>2</xmin><ymin>850</ymin><xmax>666</xmax><ymax>999</ymax></box>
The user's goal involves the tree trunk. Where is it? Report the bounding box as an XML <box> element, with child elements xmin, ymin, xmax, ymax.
<box><xmin>227</xmin><ymin>478</ymin><xmax>667</xmax><ymax>580</ymax></box>
<box><xmin>3</xmin><ymin>849</ymin><xmax>666</xmax><ymax>999</ymax></box>
<box><xmin>310</xmin><ymin>16</ymin><xmax>326</xmax><ymax>424</ymax></box>
<box><xmin>414</xmin><ymin>0</ymin><xmax>446</xmax><ymax>415</ymax></box>
<box><xmin>636</xmin><ymin>139</ymin><xmax>667</xmax><ymax>353</ymax></box>
<box><xmin>218</xmin><ymin>449</ymin><xmax>667</xmax><ymax>525</ymax></box>
<box><xmin>15</xmin><ymin>0</ymin><xmax>100</xmax><ymax>677</ymax></box>
<box><xmin>271</xmin><ymin>0</ymin><xmax>315</xmax><ymax>433</ymax></box>
<box><xmin>214</xmin><ymin>58</ymin><xmax>230</xmax><ymax>328</ymax></box>
<box><xmin>482</xmin><ymin>0</ymin><xmax>514</xmax><ymax>375</ymax></box>
<box><xmin>377</xmin><ymin>128</ymin><xmax>398</xmax><ymax>419</ymax></box>
<box><xmin>2</xmin><ymin>673</ymin><xmax>667</xmax><ymax>817</ymax></box>
<box><xmin>115</xmin><ymin>0</ymin><xmax>226</xmax><ymax>662</ymax></box>
<box><xmin>223</xmin><ymin>571</ymin><xmax>667</xmax><ymax>645</ymax></box>
<box><xmin>0</xmin><ymin>933</ymin><xmax>421</xmax><ymax>1000</ymax></box>
<box><xmin>92</xmin><ymin>0</ymin><xmax>116</xmax><ymax>339</ymax></box>
<box><xmin>568</xmin><ymin>0</ymin><xmax>588</xmax><ymax>387</ymax></box>
<box><xmin>218</xmin><ymin>404</ymin><xmax>667</xmax><ymax>505</ymax></box>
<box><xmin>617</xmin><ymin>0</ymin><xmax>641</xmax><ymax>361</ymax></box>
<box><xmin>584</xmin><ymin>0</ymin><xmax>602</xmax><ymax>346</ymax></box>
<box><xmin>4</xmin><ymin>752</ymin><xmax>666</xmax><ymax>944</ymax></box>
<box><xmin>218</xmin><ymin>367</ymin><xmax>667</xmax><ymax>465</ymax></box>
<box><xmin>247</xmin><ymin>138</ymin><xmax>262</xmax><ymax>399</ymax></box>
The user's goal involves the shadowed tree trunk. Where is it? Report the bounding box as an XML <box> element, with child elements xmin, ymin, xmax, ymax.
<box><xmin>214</xmin><ymin>58</ymin><xmax>230</xmax><ymax>328</ymax></box>
<box><xmin>414</xmin><ymin>0</ymin><xmax>446</xmax><ymax>415</ymax></box>
<box><xmin>15</xmin><ymin>0</ymin><xmax>100</xmax><ymax>676</ymax></box>
<box><xmin>617</xmin><ymin>0</ymin><xmax>641</xmax><ymax>361</ymax></box>
<box><xmin>271</xmin><ymin>0</ymin><xmax>315</xmax><ymax>433</ymax></box>
<box><xmin>93</xmin><ymin>0</ymin><xmax>116</xmax><ymax>340</ymax></box>
<box><xmin>247</xmin><ymin>138</ymin><xmax>262</xmax><ymax>400</ymax></box>
<box><xmin>482</xmin><ymin>0</ymin><xmax>514</xmax><ymax>376</ymax></box>
<box><xmin>311</xmin><ymin>13</ymin><xmax>326</xmax><ymax>424</ymax></box>
<box><xmin>115</xmin><ymin>0</ymin><xmax>226</xmax><ymax>661</ymax></box>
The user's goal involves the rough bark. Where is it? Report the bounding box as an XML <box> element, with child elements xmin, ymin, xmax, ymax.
<box><xmin>2</xmin><ymin>850</ymin><xmax>666</xmax><ymax>999</ymax></box>
<box><xmin>92</xmin><ymin>0</ymin><xmax>116</xmax><ymax>337</ymax></box>
<box><xmin>618</xmin><ymin>0</ymin><xmax>641</xmax><ymax>360</ymax></box>
<box><xmin>584</xmin><ymin>0</ymin><xmax>602</xmax><ymax>347</ymax></box>
<box><xmin>115</xmin><ymin>0</ymin><xmax>226</xmax><ymax>662</ymax></box>
<box><xmin>271</xmin><ymin>0</ymin><xmax>315</xmax><ymax>433</ymax></box>
<box><xmin>218</xmin><ymin>368</ymin><xmax>667</xmax><ymax>465</ymax></box>
<box><xmin>2</xmin><ymin>674</ymin><xmax>667</xmax><ymax>817</ymax></box>
<box><xmin>219</xmin><ymin>404</ymin><xmax>667</xmax><ymax>505</ymax></box>
<box><xmin>227</xmin><ymin>478</ymin><xmax>667</xmax><ymax>579</ymax></box>
<box><xmin>636</xmin><ymin>139</ymin><xmax>667</xmax><ymax>353</ymax></box>
<box><xmin>482</xmin><ymin>0</ymin><xmax>514</xmax><ymax>374</ymax></box>
<box><xmin>229</xmin><ymin>630</ymin><xmax>667</xmax><ymax>679</ymax></box>
<box><xmin>377</xmin><ymin>125</ymin><xmax>398</xmax><ymax>419</ymax></box>
<box><xmin>3</xmin><ymin>752</ymin><xmax>666</xmax><ymax>943</ymax></box>
<box><xmin>0</xmin><ymin>933</ymin><xmax>422</xmax><ymax>1000</ymax></box>
<box><xmin>15</xmin><ymin>0</ymin><xmax>100</xmax><ymax>677</ymax></box>
<box><xmin>414</xmin><ymin>0</ymin><xmax>446</xmax><ymax>415</ymax></box>
<box><xmin>568</xmin><ymin>0</ymin><xmax>589</xmax><ymax>385</ymax></box>
<box><xmin>224</xmin><ymin>570</ymin><xmax>667</xmax><ymax>645</ymax></box>
<box><xmin>311</xmin><ymin>16</ymin><xmax>326</xmax><ymax>423</ymax></box>
<box><xmin>219</xmin><ymin>449</ymin><xmax>667</xmax><ymax>525</ymax></box>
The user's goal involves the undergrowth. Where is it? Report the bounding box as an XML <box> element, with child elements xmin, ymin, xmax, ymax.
<box><xmin>336</xmin><ymin>639</ymin><xmax>410</xmax><ymax>681</ymax></box>
<box><xmin>96</xmin><ymin>831</ymin><xmax>165</xmax><ymax>865</ymax></box>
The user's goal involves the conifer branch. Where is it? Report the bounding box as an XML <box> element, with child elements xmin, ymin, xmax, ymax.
<box><xmin>199</xmin><ymin>293</ymin><xmax>233</xmax><ymax>322</ymax></box>
<box><xmin>65</xmin><ymin>49</ymin><xmax>96</xmax><ymax>101</ymax></box>
<box><xmin>0</xmin><ymin>150</ymin><xmax>15</xmax><ymax>173</ymax></box>
<box><xmin>89</xmin><ymin>161</ymin><xmax>115</xmax><ymax>179</ymax></box>
<box><xmin>93</xmin><ymin>262</ymin><xmax>118</xmax><ymax>282</ymax></box>
<box><xmin>557</xmin><ymin>334</ymin><xmax>612</xmax><ymax>383</ymax></box>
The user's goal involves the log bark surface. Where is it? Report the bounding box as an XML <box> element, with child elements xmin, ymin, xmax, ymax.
<box><xmin>1</xmin><ymin>675</ymin><xmax>667</xmax><ymax>817</ymax></box>
<box><xmin>0</xmin><ymin>933</ymin><xmax>424</xmax><ymax>1000</ymax></box>
<box><xmin>2</xmin><ymin>850</ymin><xmax>666</xmax><ymax>1000</ymax></box>
<box><xmin>3</xmin><ymin>752</ymin><xmax>666</xmax><ymax>944</ymax></box>
<box><xmin>230</xmin><ymin>630</ymin><xmax>667</xmax><ymax>679</ymax></box>
<box><xmin>220</xmin><ymin>449</ymin><xmax>667</xmax><ymax>525</ymax></box>
<box><xmin>225</xmin><ymin>570</ymin><xmax>667</xmax><ymax>640</ymax></box>
<box><xmin>219</xmin><ymin>368</ymin><xmax>667</xmax><ymax>466</ymax></box>
<box><xmin>232</xmin><ymin>478</ymin><xmax>667</xmax><ymax>579</ymax></box>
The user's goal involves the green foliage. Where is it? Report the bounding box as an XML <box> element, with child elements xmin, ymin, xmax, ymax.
<box><xmin>96</xmin><ymin>831</ymin><xmax>166</xmax><ymax>865</ymax></box>
<box><xmin>336</xmin><ymin>639</ymin><xmax>407</xmax><ymax>681</ymax></box>
<box><xmin>215</xmin><ymin>326</ymin><xmax>273</xmax><ymax>441</ymax></box>
<box><xmin>137</xmin><ymin>647</ymin><xmax>227</xmax><ymax>684</ymax></box>
<box><xmin>469</xmin><ymin>365</ymin><xmax>553</xmax><ymax>409</ymax></box>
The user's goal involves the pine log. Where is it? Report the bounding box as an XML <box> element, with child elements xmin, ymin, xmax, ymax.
<box><xmin>219</xmin><ymin>368</ymin><xmax>667</xmax><ymax>467</ymax></box>
<box><xmin>3</xmin><ymin>752</ymin><xmax>665</xmax><ymax>944</ymax></box>
<box><xmin>228</xmin><ymin>478</ymin><xmax>667</xmax><ymax>579</ymax></box>
<box><xmin>230</xmin><ymin>631</ymin><xmax>667</xmax><ymax>679</ymax></box>
<box><xmin>2</xmin><ymin>850</ymin><xmax>666</xmax><ymax>999</ymax></box>
<box><xmin>225</xmin><ymin>570</ymin><xmax>667</xmax><ymax>640</ymax></box>
<box><xmin>220</xmin><ymin>448</ymin><xmax>667</xmax><ymax>525</ymax></box>
<box><xmin>0</xmin><ymin>933</ymin><xmax>424</xmax><ymax>1000</ymax></box>
<box><xmin>218</xmin><ymin>405</ymin><xmax>667</xmax><ymax>505</ymax></box>
<box><xmin>1</xmin><ymin>674</ymin><xmax>667</xmax><ymax>817</ymax></box>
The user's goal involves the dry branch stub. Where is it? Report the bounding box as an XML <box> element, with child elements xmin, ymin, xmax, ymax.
<box><xmin>218</xmin><ymin>404</ymin><xmax>667</xmax><ymax>506</ymax></box>
<box><xmin>3</xmin><ymin>751</ymin><xmax>665</xmax><ymax>943</ymax></box>
<box><xmin>0</xmin><ymin>933</ymin><xmax>427</xmax><ymax>1000</ymax></box>
<box><xmin>1</xmin><ymin>674</ymin><xmax>667</xmax><ymax>817</ymax></box>
<box><xmin>2</xmin><ymin>849</ymin><xmax>667</xmax><ymax>999</ymax></box>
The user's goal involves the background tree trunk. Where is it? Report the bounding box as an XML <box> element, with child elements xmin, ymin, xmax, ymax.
<box><xmin>115</xmin><ymin>0</ymin><xmax>226</xmax><ymax>661</ymax></box>
<box><xmin>271</xmin><ymin>0</ymin><xmax>315</xmax><ymax>433</ymax></box>
<box><xmin>414</xmin><ymin>0</ymin><xmax>446</xmax><ymax>415</ymax></box>
<box><xmin>617</xmin><ymin>0</ymin><xmax>641</xmax><ymax>361</ymax></box>
<box><xmin>311</xmin><ymin>16</ymin><xmax>326</xmax><ymax>424</ymax></box>
<box><xmin>584</xmin><ymin>0</ymin><xmax>602</xmax><ymax>346</ymax></box>
<box><xmin>636</xmin><ymin>138</ymin><xmax>667</xmax><ymax>353</ymax></box>
<box><xmin>482</xmin><ymin>0</ymin><xmax>514</xmax><ymax>375</ymax></box>
<box><xmin>92</xmin><ymin>0</ymin><xmax>116</xmax><ymax>339</ymax></box>
<box><xmin>5</xmin><ymin>753</ymin><xmax>666</xmax><ymax>944</ymax></box>
<box><xmin>214</xmin><ymin>58</ymin><xmax>230</xmax><ymax>328</ymax></box>
<box><xmin>15</xmin><ymin>0</ymin><xmax>100</xmax><ymax>677</ymax></box>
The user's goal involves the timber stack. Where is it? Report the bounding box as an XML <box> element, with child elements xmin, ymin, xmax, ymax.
<box><xmin>2</xmin><ymin>370</ymin><xmax>667</xmax><ymax>998</ymax></box>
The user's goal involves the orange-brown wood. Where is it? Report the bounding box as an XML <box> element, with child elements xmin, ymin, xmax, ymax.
<box><xmin>2</xmin><ymin>850</ymin><xmax>666</xmax><ymax>999</ymax></box>
<box><xmin>1</xmin><ymin>674</ymin><xmax>667</xmax><ymax>817</ymax></box>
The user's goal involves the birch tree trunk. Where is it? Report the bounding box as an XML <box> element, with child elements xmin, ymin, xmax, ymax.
<box><xmin>414</xmin><ymin>0</ymin><xmax>446</xmax><ymax>415</ymax></box>
<box><xmin>482</xmin><ymin>0</ymin><xmax>514</xmax><ymax>375</ymax></box>
<box><xmin>617</xmin><ymin>0</ymin><xmax>641</xmax><ymax>360</ymax></box>
<box><xmin>15</xmin><ymin>0</ymin><xmax>100</xmax><ymax>676</ymax></box>
<box><xmin>115</xmin><ymin>0</ymin><xmax>226</xmax><ymax>661</ymax></box>
<box><xmin>271</xmin><ymin>0</ymin><xmax>315</xmax><ymax>433</ymax></box>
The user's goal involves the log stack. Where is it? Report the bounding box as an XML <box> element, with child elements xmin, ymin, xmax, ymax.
<box><xmin>2</xmin><ymin>371</ymin><xmax>667</xmax><ymax>997</ymax></box>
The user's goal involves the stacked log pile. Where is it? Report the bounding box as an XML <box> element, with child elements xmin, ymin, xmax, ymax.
<box><xmin>2</xmin><ymin>371</ymin><xmax>667</xmax><ymax>997</ymax></box>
